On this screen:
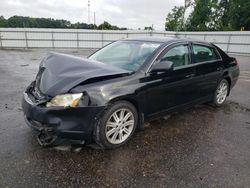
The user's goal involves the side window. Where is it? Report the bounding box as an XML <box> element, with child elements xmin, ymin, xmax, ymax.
<box><xmin>158</xmin><ymin>44</ymin><xmax>190</xmax><ymax>68</ymax></box>
<box><xmin>192</xmin><ymin>44</ymin><xmax>219</xmax><ymax>63</ymax></box>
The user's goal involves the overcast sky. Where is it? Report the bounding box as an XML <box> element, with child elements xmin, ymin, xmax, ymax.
<box><xmin>1</xmin><ymin>0</ymin><xmax>185</xmax><ymax>30</ymax></box>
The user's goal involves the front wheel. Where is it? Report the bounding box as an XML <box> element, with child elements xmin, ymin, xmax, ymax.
<box><xmin>94</xmin><ymin>101</ymin><xmax>138</xmax><ymax>149</ymax></box>
<box><xmin>212</xmin><ymin>79</ymin><xmax>229</xmax><ymax>107</ymax></box>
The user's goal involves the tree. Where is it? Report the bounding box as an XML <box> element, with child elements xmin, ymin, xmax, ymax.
<box><xmin>0</xmin><ymin>16</ymin><xmax>6</xmax><ymax>27</ymax></box>
<box><xmin>228</xmin><ymin>0</ymin><xmax>250</xmax><ymax>30</ymax></box>
<box><xmin>180</xmin><ymin>0</ymin><xmax>193</xmax><ymax>30</ymax></box>
<box><xmin>165</xmin><ymin>6</ymin><xmax>185</xmax><ymax>31</ymax></box>
<box><xmin>0</xmin><ymin>16</ymin><xmax>126</xmax><ymax>30</ymax></box>
<box><xmin>97</xmin><ymin>21</ymin><xmax>123</xmax><ymax>30</ymax></box>
<box><xmin>186</xmin><ymin>0</ymin><xmax>216</xmax><ymax>31</ymax></box>
<box><xmin>208</xmin><ymin>0</ymin><xmax>250</xmax><ymax>31</ymax></box>
<box><xmin>165</xmin><ymin>0</ymin><xmax>193</xmax><ymax>31</ymax></box>
<box><xmin>165</xmin><ymin>0</ymin><xmax>250</xmax><ymax>31</ymax></box>
<box><xmin>98</xmin><ymin>21</ymin><xmax>112</xmax><ymax>30</ymax></box>
<box><xmin>144</xmin><ymin>26</ymin><xmax>153</xmax><ymax>30</ymax></box>
<box><xmin>216</xmin><ymin>0</ymin><xmax>231</xmax><ymax>30</ymax></box>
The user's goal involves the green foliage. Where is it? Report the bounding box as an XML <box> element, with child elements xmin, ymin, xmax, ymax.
<box><xmin>185</xmin><ymin>0</ymin><xmax>193</xmax><ymax>8</ymax></box>
<box><xmin>72</xmin><ymin>22</ymin><xmax>96</xmax><ymax>29</ymax></box>
<box><xmin>165</xmin><ymin>0</ymin><xmax>193</xmax><ymax>31</ymax></box>
<box><xmin>186</xmin><ymin>0</ymin><xmax>215</xmax><ymax>31</ymax></box>
<box><xmin>228</xmin><ymin>0</ymin><xmax>250</xmax><ymax>30</ymax></box>
<box><xmin>165</xmin><ymin>0</ymin><xmax>250</xmax><ymax>31</ymax></box>
<box><xmin>216</xmin><ymin>0</ymin><xmax>231</xmax><ymax>30</ymax></box>
<box><xmin>0</xmin><ymin>16</ymin><xmax>7</xmax><ymax>27</ymax></box>
<box><xmin>97</xmin><ymin>21</ymin><xmax>120</xmax><ymax>30</ymax></box>
<box><xmin>0</xmin><ymin>16</ymin><xmax>126</xmax><ymax>30</ymax></box>
<box><xmin>5</xmin><ymin>16</ymin><xmax>72</xmax><ymax>28</ymax></box>
<box><xmin>165</xmin><ymin>6</ymin><xmax>185</xmax><ymax>31</ymax></box>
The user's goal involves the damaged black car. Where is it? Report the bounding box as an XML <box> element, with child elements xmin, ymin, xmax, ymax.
<box><xmin>22</xmin><ymin>37</ymin><xmax>239</xmax><ymax>149</ymax></box>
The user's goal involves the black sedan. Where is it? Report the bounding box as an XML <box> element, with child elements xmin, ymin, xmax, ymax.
<box><xmin>22</xmin><ymin>37</ymin><xmax>240</xmax><ymax>149</ymax></box>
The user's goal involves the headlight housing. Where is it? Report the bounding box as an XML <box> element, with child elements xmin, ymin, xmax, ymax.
<box><xmin>46</xmin><ymin>93</ymin><xmax>83</xmax><ymax>107</ymax></box>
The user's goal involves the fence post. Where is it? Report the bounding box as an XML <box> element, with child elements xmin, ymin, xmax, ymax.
<box><xmin>101</xmin><ymin>32</ymin><xmax>104</xmax><ymax>47</ymax></box>
<box><xmin>226</xmin><ymin>34</ymin><xmax>232</xmax><ymax>53</ymax></box>
<box><xmin>24</xmin><ymin>31</ymin><xmax>28</xmax><ymax>49</ymax></box>
<box><xmin>204</xmin><ymin>34</ymin><xmax>207</xmax><ymax>41</ymax></box>
<box><xmin>0</xmin><ymin>31</ymin><xmax>2</xmax><ymax>49</ymax></box>
<box><xmin>126</xmin><ymin>32</ymin><xmax>129</xmax><ymax>38</ymax></box>
<box><xmin>175</xmin><ymin>32</ymin><xmax>178</xmax><ymax>38</ymax></box>
<box><xmin>77</xmin><ymin>32</ymin><xmax>79</xmax><ymax>49</ymax></box>
<box><xmin>51</xmin><ymin>32</ymin><xmax>55</xmax><ymax>48</ymax></box>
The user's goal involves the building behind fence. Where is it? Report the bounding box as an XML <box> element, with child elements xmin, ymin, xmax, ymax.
<box><xmin>0</xmin><ymin>28</ymin><xmax>250</xmax><ymax>54</ymax></box>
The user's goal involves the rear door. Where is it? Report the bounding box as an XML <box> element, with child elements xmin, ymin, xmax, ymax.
<box><xmin>191</xmin><ymin>43</ymin><xmax>223</xmax><ymax>98</ymax></box>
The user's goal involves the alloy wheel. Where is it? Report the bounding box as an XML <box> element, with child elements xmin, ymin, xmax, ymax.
<box><xmin>216</xmin><ymin>81</ymin><xmax>228</xmax><ymax>104</ymax></box>
<box><xmin>105</xmin><ymin>108</ymin><xmax>135</xmax><ymax>145</ymax></box>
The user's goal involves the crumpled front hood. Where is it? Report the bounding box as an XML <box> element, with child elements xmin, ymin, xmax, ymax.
<box><xmin>37</xmin><ymin>52</ymin><xmax>130</xmax><ymax>96</ymax></box>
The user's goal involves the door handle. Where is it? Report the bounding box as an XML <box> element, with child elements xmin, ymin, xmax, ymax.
<box><xmin>185</xmin><ymin>74</ymin><xmax>195</xmax><ymax>78</ymax></box>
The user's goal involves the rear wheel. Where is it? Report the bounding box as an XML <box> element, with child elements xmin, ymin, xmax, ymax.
<box><xmin>94</xmin><ymin>101</ymin><xmax>138</xmax><ymax>149</ymax></box>
<box><xmin>213</xmin><ymin>79</ymin><xmax>229</xmax><ymax>107</ymax></box>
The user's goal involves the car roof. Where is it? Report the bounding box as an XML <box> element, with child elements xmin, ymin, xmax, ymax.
<box><xmin>125</xmin><ymin>36</ymin><xmax>208</xmax><ymax>45</ymax></box>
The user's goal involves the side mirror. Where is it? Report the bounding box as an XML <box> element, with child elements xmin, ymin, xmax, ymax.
<box><xmin>151</xmin><ymin>61</ymin><xmax>174</xmax><ymax>73</ymax></box>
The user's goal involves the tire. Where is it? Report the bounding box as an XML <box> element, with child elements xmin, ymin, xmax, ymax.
<box><xmin>94</xmin><ymin>101</ymin><xmax>138</xmax><ymax>149</ymax></box>
<box><xmin>212</xmin><ymin>79</ymin><xmax>229</xmax><ymax>107</ymax></box>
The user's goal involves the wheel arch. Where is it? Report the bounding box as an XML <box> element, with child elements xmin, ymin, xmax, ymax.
<box><xmin>108</xmin><ymin>96</ymin><xmax>145</xmax><ymax>130</ymax></box>
<box><xmin>222</xmin><ymin>71</ymin><xmax>232</xmax><ymax>96</ymax></box>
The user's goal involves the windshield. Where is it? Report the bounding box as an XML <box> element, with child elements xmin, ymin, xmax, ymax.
<box><xmin>89</xmin><ymin>41</ymin><xmax>162</xmax><ymax>71</ymax></box>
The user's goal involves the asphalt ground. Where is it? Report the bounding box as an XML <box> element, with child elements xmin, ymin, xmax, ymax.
<box><xmin>0</xmin><ymin>49</ymin><xmax>249</xmax><ymax>188</ymax></box>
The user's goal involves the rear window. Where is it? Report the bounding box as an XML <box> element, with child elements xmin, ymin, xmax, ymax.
<box><xmin>192</xmin><ymin>44</ymin><xmax>220</xmax><ymax>63</ymax></box>
<box><xmin>213</xmin><ymin>44</ymin><xmax>229</xmax><ymax>59</ymax></box>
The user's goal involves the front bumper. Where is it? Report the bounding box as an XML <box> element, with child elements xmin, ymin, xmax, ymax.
<box><xmin>22</xmin><ymin>91</ymin><xmax>105</xmax><ymax>144</ymax></box>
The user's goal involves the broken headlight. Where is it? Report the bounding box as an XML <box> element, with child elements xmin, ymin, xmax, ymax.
<box><xmin>46</xmin><ymin>93</ymin><xmax>83</xmax><ymax>107</ymax></box>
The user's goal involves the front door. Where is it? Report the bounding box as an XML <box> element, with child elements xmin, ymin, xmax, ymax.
<box><xmin>144</xmin><ymin>43</ymin><xmax>197</xmax><ymax>116</ymax></box>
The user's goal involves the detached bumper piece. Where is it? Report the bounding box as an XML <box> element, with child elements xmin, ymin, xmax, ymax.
<box><xmin>22</xmin><ymin>91</ymin><xmax>105</xmax><ymax>146</ymax></box>
<box><xmin>24</xmin><ymin>117</ymin><xmax>57</xmax><ymax>146</ymax></box>
<box><xmin>37</xmin><ymin>129</ymin><xmax>58</xmax><ymax>146</ymax></box>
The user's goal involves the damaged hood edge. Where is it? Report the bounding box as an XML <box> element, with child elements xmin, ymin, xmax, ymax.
<box><xmin>38</xmin><ymin>52</ymin><xmax>130</xmax><ymax>96</ymax></box>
